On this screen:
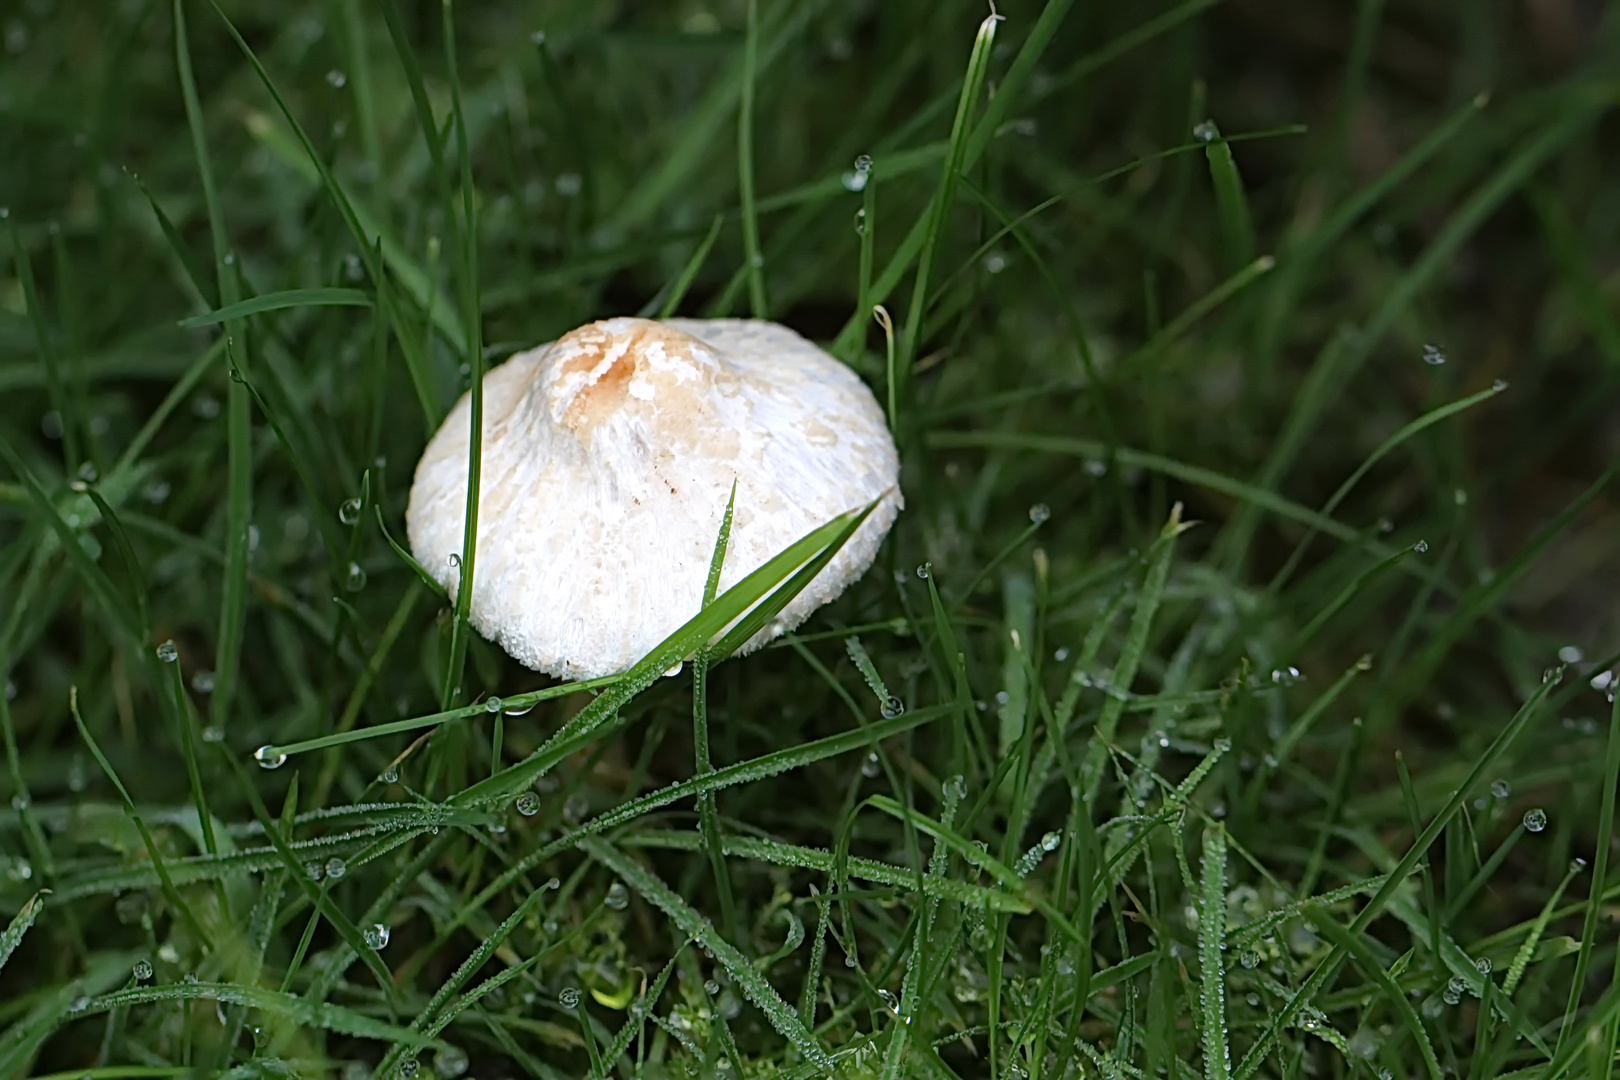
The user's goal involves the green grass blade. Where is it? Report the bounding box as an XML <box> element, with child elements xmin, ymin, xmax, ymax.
<box><xmin>176</xmin><ymin>288</ymin><xmax>371</xmax><ymax>327</ymax></box>
<box><xmin>1199</xmin><ymin>122</ymin><xmax>1255</xmax><ymax>272</ymax></box>
<box><xmin>737</xmin><ymin>0</ymin><xmax>767</xmax><ymax>318</ymax></box>
<box><xmin>0</xmin><ymin>890</ymin><xmax>48</xmax><ymax>977</ymax></box>
<box><xmin>1198</xmin><ymin>825</ymin><xmax>1230</xmax><ymax>1080</ymax></box>
<box><xmin>658</xmin><ymin>213</ymin><xmax>724</xmax><ymax>318</ymax></box>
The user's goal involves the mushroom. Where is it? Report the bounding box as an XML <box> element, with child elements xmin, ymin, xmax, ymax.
<box><xmin>406</xmin><ymin>317</ymin><xmax>902</xmax><ymax>680</ymax></box>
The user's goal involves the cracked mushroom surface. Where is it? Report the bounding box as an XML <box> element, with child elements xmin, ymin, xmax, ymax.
<box><xmin>406</xmin><ymin>317</ymin><xmax>903</xmax><ymax>680</ymax></box>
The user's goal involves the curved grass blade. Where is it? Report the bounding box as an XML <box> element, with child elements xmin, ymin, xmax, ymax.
<box><xmin>176</xmin><ymin>288</ymin><xmax>371</xmax><ymax>327</ymax></box>
<box><xmin>450</xmin><ymin>501</ymin><xmax>878</xmax><ymax>808</ymax></box>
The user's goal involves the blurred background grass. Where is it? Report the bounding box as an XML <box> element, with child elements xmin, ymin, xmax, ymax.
<box><xmin>2</xmin><ymin>0</ymin><xmax>1619</xmax><ymax>1076</ymax></box>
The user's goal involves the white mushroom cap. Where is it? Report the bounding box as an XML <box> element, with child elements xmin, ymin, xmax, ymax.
<box><xmin>406</xmin><ymin>317</ymin><xmax>903</xmax><ymax>680</ymax></box>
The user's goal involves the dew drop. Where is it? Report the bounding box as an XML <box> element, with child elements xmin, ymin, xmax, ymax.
<box><xmin>1413</xmin><ymin>539</ymin><xmax>1429</xmax><ymax>554</ymax></box>
<box><xmin>1270</xmin><ymin>666</ymin><xmax>1301</xmax><ymax>687</ymax></box>
<box><xmin>382</xmin><ymin>763</ymin><xmax>400</xmax><ymax>783</ymax></box>
<box><xmin>704</xmin><ymin>979</ymin><xmax>721</xmax><ymax>996</ymax></box>
<box><xmin>326</xmin><ymin>69</ymin><xmax>347</xmax><ymax>88</ymax></box>
<box><xmin>254</xmin><ymin>745</ymin><xmax>286</xmax><ymax>770</ymax></box>
<box><xmin>134</xmin><ymin>959</ymin><xmax>153</xmax><ymax>980</ymax></box>
<box><xmin>325</xmin><ymin>857</ymin><xmax>347</xmax><ymax>880</ymax></box>
<box><xmin>432</xmin><ymin>1046</ymin><xmax>468</xmax><ymax>1079</ymax></box>
<box><xmin>877</xmin><ymin>988</ymin><xmax>899</xmax><ymax>1013</ymax></box>
<box><xmin>337</xmin><ymin>497</ymin><xmax>362</xmax><ymax>526</ymax></box>
<box><xmin>485</xmin><ymin>696</ymin><xmax>503</xmax><ymax>713</ymax></box>
<box><xmin>156</xmin><ymin>640</ymin><xmax>179</xmax><ymax>663</ymax></box>
<box><xmin>1192</xmin><ymin>119</ymin><xmax>1218</xmax><ymax>142</ymax></box>
<box><xmin>915</xmin><ymin>562</ymin><xmax>932</xmax><ymax>580</ymax></box>
<box><xmin>1558</xmin><ymin>645</ymin><xmax>1584</xmax><ymax>664</ymax></box>
<box><xmin>880</xmin><ymin>695</ymin><xmax>905</xmax><ymax>720</ymax></box>
<box><xmin>305</xmin><ymin>860</ymin><xmax>324</xmax><ymax>881</ymax></box>
<box><xmin>504</xmin><ymin>699</ymin><xmax>536</xmax><ymax>716</ymax></box>
<box><xmin>1522</xmin><ymin>808</ymin><xmax>1548</xmax><ymax>833</ymax></box>
<box><xmin>559</xmin><ymin>987</ymin><xmax>581</xmax><ymax>1007</ymax></box>
<box><xmin>861</xmin><ymin>752</ymin><xmax>881</xmax><ymax>778</ymax></box>
<box><xmin>398</xmin><ymin>1059</ymin><xmax>418</xmax><ymax>1080</ymax></box>
<box><xmin>1475</xmin><ymin>957</ymin><xmax>1492</xmax><ymax>976</ymax></box>
<box><xmin>604</xmin><ymin>882</ymin><xmax>629</xmax><ymax>910</ymax></box>
<box><xmin>1490</xmin><ymin>779</ymin><xmax>1511</xmax><ymax>799</ymax></box>
<box><xmin>345</xmin><ymin>562</ymin><xmax>367</xmax><ymax>592</ymax></box>
<box><xmin>515</xmin><ymin>791</ymin><xmax>540</xmax><ymax>816</ymax></box>
<box><xmin>1422</xmin><ymin>344</ymin><xmax>1446</xmax><ymax>366</ymax></box>
<box><xmin>1492</xmin><ymin>378</ymin><xmax>1509</xmax><ymax>391</ymax></box>
<box><xmin>1028</xmin><ymin>503</ymin><xmax>1051</xmax><ymax>525</ymax></box>
<box><xmin>363</xmin><ymin>923</ymin><xmax>390</xmax><ymax>949</ymax></box>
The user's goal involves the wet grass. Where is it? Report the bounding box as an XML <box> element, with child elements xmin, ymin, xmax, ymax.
<box><xmin>2</xmin><ymin>0</ymin><xmax>1620</xmax><ymax>1076</ymax></box>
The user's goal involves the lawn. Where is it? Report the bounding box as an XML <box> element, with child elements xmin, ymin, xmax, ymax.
<box><xmin>2</xmin><ymin>0</ymin><xmax>1619</xmax><ymax>1077</ymax></box>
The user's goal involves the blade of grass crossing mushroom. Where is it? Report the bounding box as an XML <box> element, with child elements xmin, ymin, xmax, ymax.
<box><xmin>737</xmin><ymin>0</ymin><xmax>767</xmax><ymax>317</ymax></box>
<box><xmin>695</xmin><ymin>484</ymin><xmax>740</xmax><ymax>937</ymax></box>
<box><xmin>447</xmin><ymin>502</ymin><xmax>876</xmax><ymax>807</ymax></box>
<box><xmin>578</xmin><ymin>834</ymin><xmax>831</xmax><ymax>1071</ymax></box>
<box><xmin>1561</xmin><ymin>689</ymin><xmax>1620</xmax><ymax>1048</ymax></box>
<box><xmin>1233</xmin><ymin>675</ymin><xmax>1560</xmax><ymax>1080</ymax></box>
<box><xmin>1199</xmin><ymin>825</ymin><xmax>1231</xmax><ymax>1080</ymax></box>
<box><xmin>896</xmin><ymin>12</ymin><xmax>998</xmax><ymax>400</ymax></box>
<box><xmin>440</xmin><ymin>0</ymin><xmax>485</xmax><ymax>712</ymax></box>
<box><xmin>0</xmin><ymin>890</ymin><xmax>47</xmax><ymax>977</ymax></box>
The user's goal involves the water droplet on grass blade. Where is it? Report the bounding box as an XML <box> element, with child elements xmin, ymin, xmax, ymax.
<box><xmin>485</xmin><ymin>696</ymin><xmax>503</xmax><ymax>713</ymax></box>
<box><xmin>345</xmin><ymin>562</ymin><xmax>367</xmax><ymax>591</ymax></box>
<box><xmin>156</xmin><ymin>640</ymin><xmax>178</xmax><ymax>663</ymax></box>
<box><xmin>605</xmin><ymin>882</ymin><xmax>629</xmax><ymax>910</ymax></box>
<box><xmin>325</xmin><ymin>857</ymin><xmax>347</xmax><ymax>880</ymax></box>
<box><xmin>364</xmin><ymin>923</ymin><xmax>390</xmax><ymax>949</ymax></box>
<box><xmin>862</xmin><ymin>752</ymin><xmax>880</xmax><ymax>778</ymax></box>
<box><xmin>915</xmin><ymin>562</ymin><xmax>931</xmax><ymax>580</ymax></box>
<box><xmin>1491</xmin><ymin>779</ymin><xmax>1511</xmax><ymax>799</ymax></box>
<box><xmin>1028</xmin><ymin>503</ymin><xmax>1050</xmax><ymax>525</ymax></box>
<box><xmin>1413</xmin><ymin>539</ymin><xmax>1429</xmax><ymax>553</ymax></box>
<box><xmin>880</xmin><ymin>695</ymin><xmax>904</xmax><ymax>719</ymax></box>
<box><xmin>1523</xmin><ymin>808</ymin><xmax>1548</xmax><ymax>832</ymax></box>
<box><xmin>326</xmin><ymin>69</ymin><xmax>346</xmax><ymax>88</ymax></box>
<box><xmin>559</xmin><ymin>987</ymin><xmax>581</xmax><ymax>1007</ymax></box>
<box><xmin>254</xmin><ymin>745</ymin><xmax>286</xmax><ymax>770</ymax></box>
<box><xmin>515</xmin><ymin>791</ymin><xmax>540</xmax><ymax>816</ymax></box>
<box><xmin>1422</xmin><ymin>344</ymin><xmax>1446</xmax><ymax>365</ymax></box>
<box><xmin>134</xmin><ymin>959</ymin><xmax>152</xmax><ymax>980</ymax></box>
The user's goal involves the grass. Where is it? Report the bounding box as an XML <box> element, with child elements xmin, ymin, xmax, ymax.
<box><xmin>2</xmin><ymin>0</ymin><xmax>1619</xmax><ymax>1076</ymax></box>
